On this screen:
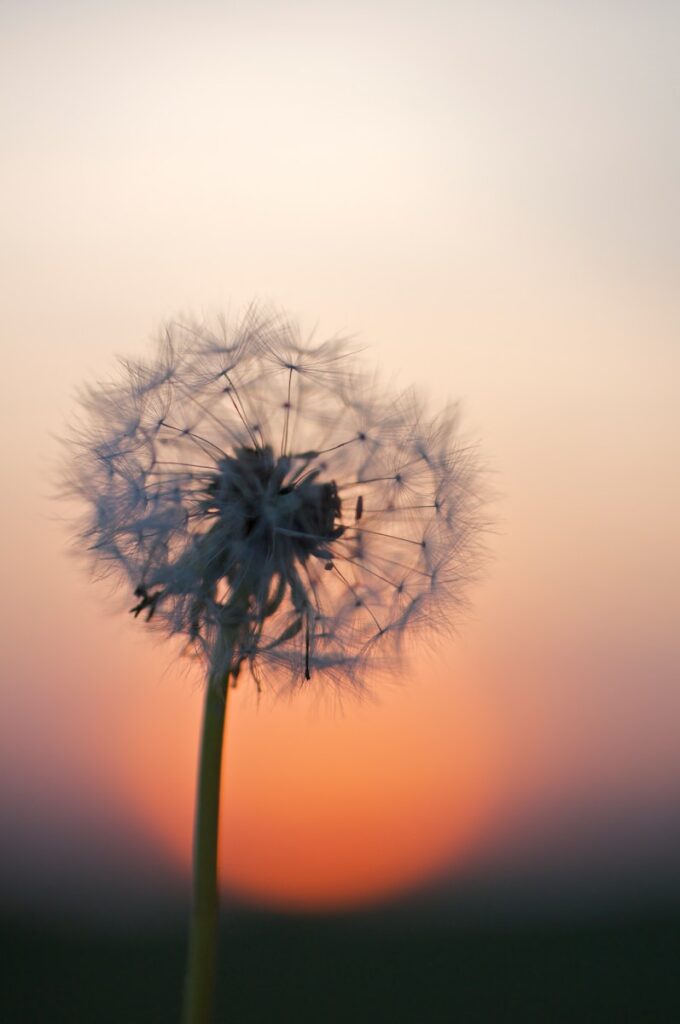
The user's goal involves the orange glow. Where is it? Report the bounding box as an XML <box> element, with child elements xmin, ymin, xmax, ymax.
<box><xmin>117</xmin><ymin>662</ymin><xmax>499</xmax><ymax>910</ymax></box>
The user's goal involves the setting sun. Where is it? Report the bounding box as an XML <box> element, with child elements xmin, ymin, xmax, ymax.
<box><xmin>118</xmin><ymin>661</ymin><xmax>498</xmax><ymax>910</ymax></box>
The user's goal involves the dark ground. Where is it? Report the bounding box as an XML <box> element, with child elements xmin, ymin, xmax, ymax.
<box><xmin>2</xmin><ymin>903</ymin><xmax>680</xmax><ymax>1023</ymax></box>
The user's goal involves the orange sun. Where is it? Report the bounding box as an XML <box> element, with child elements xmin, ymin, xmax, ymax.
<box><xmin>116</xmin><ymin>657</ymin><xmax>498</xmax><ymax>911</ymax></box>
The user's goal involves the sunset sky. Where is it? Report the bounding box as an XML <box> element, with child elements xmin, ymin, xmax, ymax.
<box><xmin>1</xmin><ymin>1</ymin><xmax>679</xmax><ymax>915</ymax></box>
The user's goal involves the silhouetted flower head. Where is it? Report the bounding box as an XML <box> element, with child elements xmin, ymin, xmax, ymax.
<box><xmin>65</xmin><ymin>306</ymin><xmax>483</xmax><ymax>691</ymax></box>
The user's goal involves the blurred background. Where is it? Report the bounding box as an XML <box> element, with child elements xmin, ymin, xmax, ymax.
<box><xmin>1</xmin><ymin>1</ymin><xmax>679</xmax><ymax>1020</ymax></box>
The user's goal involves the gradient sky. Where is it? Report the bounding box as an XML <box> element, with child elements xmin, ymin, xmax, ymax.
<box><xmin>1</xmin><ymin>0</ymin><xmax>679</xmax><ymax>914</ymax></box>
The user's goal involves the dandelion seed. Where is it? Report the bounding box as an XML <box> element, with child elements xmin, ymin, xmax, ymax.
<box><xmin>65</xmin><ymin>308</ymin><xmax>482</xmax><ymax>690</ymax></box>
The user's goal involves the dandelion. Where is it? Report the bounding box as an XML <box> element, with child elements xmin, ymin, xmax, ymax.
<box><xmin>63</xmin><ymin>304</ymin><xmax>485</xmax><ymax>1024</ymax></box>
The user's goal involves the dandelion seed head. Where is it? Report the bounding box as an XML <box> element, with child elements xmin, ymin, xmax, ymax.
<box><xmin>64</xmin><ymin>306</ymin><xmax>485</xmax><ymax>691</ymax></box>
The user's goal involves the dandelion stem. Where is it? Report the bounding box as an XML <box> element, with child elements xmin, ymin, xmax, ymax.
<box><xmin>182</xmin><ymin>668</ymin><xmax>230</xmax><ymax>1024</ymax></box>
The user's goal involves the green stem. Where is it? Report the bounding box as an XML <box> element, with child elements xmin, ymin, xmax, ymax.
<box><xmin>181</xmin><ymin>672</ymin><xmax>229</xmax><ymax>1024</ymax></box>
